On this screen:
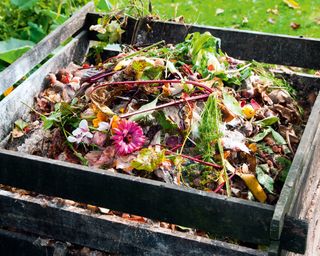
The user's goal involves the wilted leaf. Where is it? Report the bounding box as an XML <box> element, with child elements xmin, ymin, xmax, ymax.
<box><xmin>222</xmin><ymin>91</ymin><xmax>244</xmax><ymax>117</ymax></box>
<box><xmin>129</xmin><ymin>97</ymin><xmax>158</xmax><ymax>122</ymax></box>
<box><xmin>290</xmin><ymin>22</ymin><xmax>300</xmax><ymax>30</ymax></box>
<box><xmin>131</xmin><ymin>148</ymin><xmax>166</xmax><ymax>172</ymax></box>
<box><xmin>15</xmin><ymin>119</ymin><xmax>28</xmax><ymax>131</ymax></box>
<box><xmin>283</xmin><ymin>0</ymin><xmax>300</xmax><ymax>9</ymax></box>
<box><xmin>11</xmin><ymin>127</ymin><xmax>25</xmax><ymax>138</ymax></box>
<box><xmin>238</xmin><ymin>173</ymin><xmax>267</xmax><ymax>203</ymax></box>
<box><xmin>215</xmin><ymin>8</ymin><xmax>224</xmax><ymax>15</ymax></box>
<box><xmin>256</xmin><ymin>165</ymin><xmax>274</xmax><ymax>193</ymax></box>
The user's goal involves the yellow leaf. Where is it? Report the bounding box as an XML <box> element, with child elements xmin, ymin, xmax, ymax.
<box><xmin>283</xmin><ymin>0</ymin><xmax>300</xmax><ymax>9</ymax></box>
<box><xmin>3</xmin><ymin>86</ymin><xmax>14</xmax><ymax>97</ymax></box>
<box><xmin>238</xmin><ymin>173</ymin><xmax>267</xmax><ymax>203</ymax></box>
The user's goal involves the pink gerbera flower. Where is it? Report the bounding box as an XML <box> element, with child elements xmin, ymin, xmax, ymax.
<box><xmin>112</xmin><ymin>119</ymin><xmax>145</xmax><ymax>155</ymax></box>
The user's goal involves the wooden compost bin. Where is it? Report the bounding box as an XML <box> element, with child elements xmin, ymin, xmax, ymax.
<box><xmin>1</xmin><ymin>3</ymin><xmax>320</xmax><ymax>255</ymax></box>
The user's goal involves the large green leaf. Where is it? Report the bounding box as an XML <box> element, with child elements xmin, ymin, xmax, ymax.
<box><xmin>10</xmin><ymin>0</ymin><xmax>38</xmax><ymax>10</ymax></box>
<box><xmin>0</xmin><ymin>38</ymin><xmax>35</xmax><ymax>64</ymax></box>
<box><xmin>28</xmin><ymin>22</ymin><xmax>46</xmax><ymax>43</ymax></box>
<box><xmin>96</xmin><ymin>0</ymin><xmax>113</xmax><ymax>11</ymax></box>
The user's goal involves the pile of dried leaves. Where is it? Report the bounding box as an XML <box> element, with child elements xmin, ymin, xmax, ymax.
<box><xmin>6</xmin><ymin>31</ymin><xmax>312</xmax><ymax>205</ymax></box>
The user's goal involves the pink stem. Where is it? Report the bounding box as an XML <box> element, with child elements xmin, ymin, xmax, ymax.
<box><xmin>165</xmin><ymin>149</ymin><xmax>221</xmax><ymax>169</ymax></box>
<box><xmin>213</xmin><ymin>171</ymin><xmax>237</xmax><ymax>193</ymax></box>
<box><xmin>92</xmin><ymin>79</ymin><xmax>214</xmax><ymax>94</ymax></box>
<box><xmin>119</xmin><ymin>94</ymin><xmax>209</xmax><ymax>119</ymax></box>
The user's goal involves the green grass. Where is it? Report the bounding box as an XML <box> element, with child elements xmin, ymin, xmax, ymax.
<box><xmin>112</xmin><ymin>0</ymin><xmax>320</xmax><ymax>38</ymax></box>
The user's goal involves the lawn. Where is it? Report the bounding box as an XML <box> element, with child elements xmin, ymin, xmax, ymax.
<box><xmin>112</xmin><ymin>0</ymin><xmax>320</xmax><ymax>38</ymax></box>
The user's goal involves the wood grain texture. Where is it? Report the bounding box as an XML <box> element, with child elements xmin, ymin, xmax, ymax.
<box><xmin>0</xmin><ymin>148</ymin><xmax>274</xmax><ymax>246</ymax></box>
<box><xmin>284</xmin><ymin>123</ymin><xmax>320</xmax><ymax>256</ymax></box>
<box><xmin>0</xmin><ymin>2</ymin><xmax>94</xmax><ymax>95</ymax></box>
<box><xmin>0</xmin><ymin>31</ymin><xmax>90</xmax><ymax>141</ymax></box>
<box><xmin>0</xmin><ymin>148</ymin><xmax>309</xmax><ymax>253</ymax></box>
<box><xmin>0</xmin><ymin>189</ymin><xmax>267</xmax><ymax>256</ymax></box>
<box><xmin>270</xmin><ymin>93</ymin><xmax>320</xmax><ymax>244</ymax></box>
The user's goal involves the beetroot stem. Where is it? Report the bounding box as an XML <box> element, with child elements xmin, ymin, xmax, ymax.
<box><xmin>92</xmin><ymin>79</ymin><xmax>214</xmax><ymax>94</ymax></box>
<box><xmin>166</xmin><ymin>149</ymin><xmax>222</xmax><ymax>169</ymax></box>
<box><xmin>119</xmin><ymin>94</ymin><xmax>209</xmax><ymax>119</ymax></box>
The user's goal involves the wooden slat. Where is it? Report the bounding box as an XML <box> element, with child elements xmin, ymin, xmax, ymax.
<box><xmin>0</xmin><ymin>148</ymin><xmax>273</xmax><ymax>245</ymax></box>
<box><xmin>0</xmin><ymin>149</ymin><xmax>308</xmax><ymax>252</ymax></box>
<box><xmin>120</xmin><ymin>18</ymin><xmax>320</xmax><ymax>69</ymax></box>
<box><xmin>0</xmin><ymin>31</ymin><xmax>90</xmax><ymax>141</ymax></box>
<box><xmin>270</xmin><ymin>94</ymin><xmax>320</xmax><ymax>244</ymax></box>
<box><xmin>284</xmin><ymin>122</ymin><xmax>320</xmax><ymax>256</ymax></box>
<box><xmin>0</xmin><ymin>189</ymin><xmax>267</xmax><ymax>256</ymax></box>
<box><xmin>0</xmin><ymin>2</ymin><xmax>94</xmax><ymax>95</ymax></box>
<box><xmin>0</xmin><ymin>229</ymin><xmax>58</xmax><ymax>256</ymax></box>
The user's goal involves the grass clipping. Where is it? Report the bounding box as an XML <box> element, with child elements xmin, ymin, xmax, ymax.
<box><xmin>198</xmin><ymin>94</ymin><xmax>231</xmax><ymax>196</ymax></box>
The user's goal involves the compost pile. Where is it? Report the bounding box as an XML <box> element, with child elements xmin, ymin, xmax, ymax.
<box><xmin>7</xmin><ymin>32</ymin><xmax>309</xmax><ymax>204</ymax></box>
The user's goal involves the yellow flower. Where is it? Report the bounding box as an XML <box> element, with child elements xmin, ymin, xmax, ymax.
<box><xmin>242</xmin><ymin>104</ymin><xmax>255</xmax><ymax>119</ymax></box>
<box><xmin>92</xmin><ymin>111</ymin><xmax>107</xmax><ymax>128</ymax></box>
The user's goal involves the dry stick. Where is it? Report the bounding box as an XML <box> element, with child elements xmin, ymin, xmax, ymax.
<box><xmin>119</xmin><ymin>94</ymin><xmax>209</xmax><ymax>119</ymax></box>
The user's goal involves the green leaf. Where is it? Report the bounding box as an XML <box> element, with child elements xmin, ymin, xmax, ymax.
<box><xmin>270</xmin><ymin>128</ymin><xmax>286</xmax><ymax>145</ymax></box>
<box><xmin>131</xmin><ymin>148</ymin><xmax>166</xmax><ymax>172</ymax></box>
<box><xmin>129</xmin><ymin>97</ymin><xmax>158</xmax><ymax>122</ymax></box>
<box><xmin>10</xmin><ymin>0</ymin><xmax>38</xmax><ymax>10</ymax></box>
<box><xmin>256</xmin><ymin>165</ymin><xmax>274</xmax><ymax>193</ymax></box>
<box><xmin>222</xmin><ymin>91</ymin><xmax>244</xmax><ymax>117</ymax></box>
<box><xmin>276</xmin><ymin>157</ymin><xmax>292</xmax><ymax>182</ymax></box>
<box><xmin>250</xmin><ymin>128</ymin><xmax>272</xmax><ymax>142</ymax></box>
<box><xmin>28</xmin><ymin>22</ymin><xmax>46</xmax><ymax>43</ymax></box>
<box><xmin>14</xmin><ymin>119</ymin><xmax>28</xmax><ymax>131</ymax></box>
<box><xmin>0</xmin><ymin>38</ymin><xmax>35</xmax><ymax>64</ymax></box>
<box><xmin>96</xmin><ymin>0</ymin><xmax>113</xmax><ymax>11</ymax></box>
<box><xmin>40</xmin><ymin>10</ymin><xmax>68</xmax><ymax>25</ymax></box>
<box><xmin>255</xmin><ymin>116</ymin><xmax>279</xmax><ymax>127</ymax></box>
<box><xmin>154</xmin><ymin>111</ymin><xmax>179</xmax><ymax>132</ymax></box>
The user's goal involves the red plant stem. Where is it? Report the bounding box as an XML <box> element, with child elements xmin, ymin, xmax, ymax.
<box><xmin>213</xmin><ymin>171</ymin><xmax>237</xmax><ymax>193</ymax></box>
<box><xmin>119</xmin><ymin>94</ymin><xmax>209</xmax><ymax>119</ymax></box>
<box><xmin>83</xmin><ymin>70</ymin><xmax>117</xmax><ymax>83</ymax></box>
<box><xmin>165</xmin><ymin>149</ymin><xmax>221</xmax><ymax>169</ymax></box>
<box><xmin>92</xmin><ymin>79</ymin><xmax>214</xmax><ymax>94</ymax></box>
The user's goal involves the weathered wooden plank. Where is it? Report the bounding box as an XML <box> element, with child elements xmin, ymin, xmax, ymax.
<box><xmin>0</xmin><ymin>149</ymin><xmax>308</xmax><ymax>253</ymax></box>
<box><xmin>0</xmin><ymin>31</ymin><xmax>90</xmax><ymax>141</ymax></box>
<box><xmin>284</xmin><ymin>122</ymin><xmax>320</xmax><ymax>256</ymax></box>
<box><xmin>0</xmin><ymin>189</ymin><xmax>267</xmax><ymax>256</ymax></box>
<box><xmin>0</xmin><ymin>228</ymin><xmax>55</xmax><ymax>256</ymax></box>
<box><xmin>0</xmin><ymin>2</ymin><xmax>94</xmax><ymax>95</ymax></box>
<box><xmin>270</xmin><ymin>94</ymin><xmax>320</xmax><ymax>244</ymax></box>
<box><xmin>0</xmin><ymin>148</ymin><xmax>273</xmax><ymax>245</ymax></box>
<box><xmin>273</xmin><ymin>72</ymin><xmax>320</xmax><ymax>91</ymax></box>
<box><xmin>121</xmin><ymin>17</ymin><xmax>320</xmax><ymax>69</ymax></box>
